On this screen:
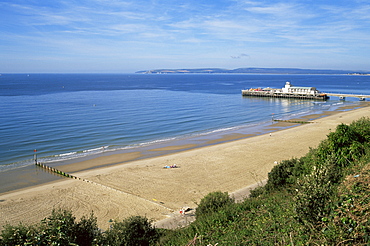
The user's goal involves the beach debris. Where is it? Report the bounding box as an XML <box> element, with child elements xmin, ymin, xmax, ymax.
<box><xmin>180</xmin><ymin>207</ymin><xmax>192</xmax><ymax>216</ymax></box>
<box><xmin>163</xmin><ymin>164</ymin><xmax>178</xmax><ymax>168</ymax></box>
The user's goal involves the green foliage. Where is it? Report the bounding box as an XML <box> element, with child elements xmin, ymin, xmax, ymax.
<box><xmin>101</xmin><ymin>216</ymin><xmax>158</xmax><ymax>246</ymax></box>
<box><xmin>350</xmin><ymin>117</ymin><xmax>370</xmax><ymax>142</ymax></box>
<box><xmin>294</xmin><ymin>163</ymin><xmax>335</xmax><ymax>224</ymax></box>
<box><xmin>0</xmin><ymin>209</ymin><xmax>99</xmax><ymax>246</ymax></box>
<box><xmin>319</xmin><ymin>123</ymin><xmax>367</xmax><ymax>168</ymax></box>
<box><xmin>160</xmin><ymin>190</ymin><xmax>306</xmax><ymax>245</ymax></box>
<box><xmin>265</xmin><ymin>158</ymin><xmax>299</xmax><ymax>191</ymax></box>
<box><xmin>0</xmin><ymin>223</ymin><xmax>38</xmax><ymax>245</ymax></box>
<box><xmin>39</xmin><ymin>208</ymin><xmax>78</xmax><ymax>244</ymax></box>
<box><xmin>318</xmin><ymin>163</ymin><xmax>370</xmax><ymax>245</ymax></box>
<box><xmin>249</xmin><ymin>185</ymin><xmax>266</xmax><ymax>198</ymax></box>
<box><xmin>195</xmin><ymin>191</ymin><xmax>234</xmax><ymax>218</ymax></box>
<box><xmin>74</xmin><ymin>212</ymin><xmax>100</xmax><ymax>246</ymax></box>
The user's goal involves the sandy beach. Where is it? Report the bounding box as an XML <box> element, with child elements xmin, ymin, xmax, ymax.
<box><xmin>1</xmin><ymin>104</ymin><xmax>369</xmax><ymax>230</ymax></box>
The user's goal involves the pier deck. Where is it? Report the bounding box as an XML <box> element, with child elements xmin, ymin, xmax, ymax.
<box><xmin>241</xmin><ymin>90</ymin><xmax>328</xmax><ymax>100</ymax></box>
<box><xmin>325</xmin><ymin>93</ymin><xmax>370</xmax><ymax>101</ymax></box>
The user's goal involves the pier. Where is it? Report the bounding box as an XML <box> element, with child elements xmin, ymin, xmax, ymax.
<box><xmin>325</xmin><ymin>93</ymin><xmax>370</xmax><ymax>101</ymax></box>
<box><xmin>242</xmin><ymin>82</ymin><xmax>370</xmax><ymax>101</ymax></box>
<box><xmin>241</xmin><ymin>90</ymin><xmax>328</xmax><ymax>100</ymax></box>
<box><xmin>242</xmin><ymin>82</ymin><xmax>329</xmax><ymax>100</ymax></box>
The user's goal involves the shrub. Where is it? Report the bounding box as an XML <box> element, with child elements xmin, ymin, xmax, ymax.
<box><xmin>349</xmin><ymin>117</ymin><xmax>370</xmax><ymax>142</ymax></box>
<box><xmin>0</xmin><ymin>209</ymin><xmax>100</xmax><ymax>245</ymax></box>
<box><xmin>325</xmin><ymin>123</ymin><xmax>366</xmax><ymax>168</ymax></box>
<box><xmin>101</xmin><ymin>216</ymin><xmax>158</xmax><ymax>246</ymax></box>
<box><xmin>326</xmin><ymin>163</ymin><xmax>370</xmax><ymax>244</ymax></box>
<box><xmin>295</xmin><ymin>163</ymin><xmax>334</xmax><ymax>224</ymax></box>
<box><xmin>265</xmin><ymin>159</ymin><xmax>299</xmax><ymax>191</ymax></box>
<box><xmin>249</xmin><ymin>185</ymin><xmax>265</xmax><ymax>198</ymax></box>
<box><xmin>0</xmin><ymin>223</ymin><xmax>37</xmax><ymax>245</ymax></box>
<box><xmin>74</xmin><ymin>212</ymin><xmax>100</xmax><ymax>246</ymax></box>
<box><xmin>36</xmin><ymin>209</ymin><xmax>77</xmax><ymax>245</ymax></box>
<box><xmin>195</xmin><ymin>191</ymin><xmax>234</xmax><ymax>218</ymax></box>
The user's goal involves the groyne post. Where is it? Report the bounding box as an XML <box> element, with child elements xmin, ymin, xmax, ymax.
<box><xmin>33</xmin><ymin>149</ymin><xmax>37</xmax><ymax>164</ymax></box>
<box><xmin>35</xmin><ymin>162</ymin><xmax>77</xmax><ymax>179</ymax></box>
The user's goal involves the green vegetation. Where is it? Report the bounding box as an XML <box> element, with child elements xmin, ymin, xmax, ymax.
<box><xmin>0</xmin><ymin>209</ymin><xmax>100</xmax><ymax>246</ymax></box>
<box><xmin>195</xmin><ymin>191</ymin><xmax>234</xmax><ymax>218</ymax></box>
<box><xmin>1</xmin><ymin>117</ymin><xmax>370</xmax><ymax>245</ymax></box>
<box><xmin>0</xmin><ymin>211</ymin><xmax>157</xmax><ymax>246</ymax></box>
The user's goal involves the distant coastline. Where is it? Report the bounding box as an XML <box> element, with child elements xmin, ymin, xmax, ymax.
<box><xmin>136</xmin><ymin>67</ymin><xmax>370</xmax><ymax>75</ymax></box>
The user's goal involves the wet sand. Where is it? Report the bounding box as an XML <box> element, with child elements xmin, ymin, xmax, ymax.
<box><xmin>0</xmin><ymin>103</ymin><xmax>369</xmax><ymax>230</ymax></box>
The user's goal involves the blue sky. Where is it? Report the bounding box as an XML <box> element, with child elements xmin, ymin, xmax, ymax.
<box><xmin>1</xmin><ymin>0</ymin><xmax>370</xmax><ymax>73</ymax></box>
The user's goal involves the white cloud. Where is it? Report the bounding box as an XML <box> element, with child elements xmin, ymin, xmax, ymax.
<box><xmin>1</xmin><ymin>0</ymin><xmax>370</xmax><ymax>72</ymax></box>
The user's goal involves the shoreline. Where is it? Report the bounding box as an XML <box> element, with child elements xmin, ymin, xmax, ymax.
<box><xmin>0</xmin><ymin>101</ymin><xmax>363</xmax><ymax>194</ymax></box>
<box><xmin>1</xmin><ymin>103</ymin><xmax>369</xmax><ymax>230</ymax></box>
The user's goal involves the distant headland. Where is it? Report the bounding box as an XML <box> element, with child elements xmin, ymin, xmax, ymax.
<box><xmin>136</xmin><ymin>67</ymin><xmax>370</xmax><ymax>75</ymax></box>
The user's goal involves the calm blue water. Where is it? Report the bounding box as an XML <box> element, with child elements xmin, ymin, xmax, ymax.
<box><xmin>1</xmin><ymin>73</ymin><xmax>369</xmax><ymax>173</ymax></box>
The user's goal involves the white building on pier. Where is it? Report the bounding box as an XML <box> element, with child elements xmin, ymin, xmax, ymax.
<box><xmin>281</xmin><ymin>82</ymin><xmax>319</xmax><ymax>95</ymax></box>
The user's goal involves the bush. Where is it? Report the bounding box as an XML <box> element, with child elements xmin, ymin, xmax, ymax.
<box><xmin>350</xmin><ymin>117</ymin><xmax>370</xmax><ymax>142</ymax></box>
<box><xmin>45</xmin><ymin>209</ymin><xmax>76</xmax><ymax>242</ymax></box>
<box><xmin>249</xmin><ymin>185</ymin><xmax>266</xmax><ymax>198</ymax></box>
<box><xmin>0</xmin><ymin>223</ymin><xmax>37</xmax><ymax>245</ymax></box>
<box><xmin>74</xmin><ymin>212</ymin><xmax>100</xmax><ymax>246</ymax></box>
<box><xmin>265</xmin><ymin>159</ymin><xmax>299</xmax><ymax>191</ymax></box>
<box><xmin>295</xmin><ymin>163</ymin><xmax>335</xmax><ymax>224</ymax></box>
<box><xmin>0</xmin><ymin>209</ymin><xmax>99</xmax><ymax>246</ymax></box>
<box><xmin>101</xmin><ymin>216</ymin><xmax>158</xmax><ymax>246</ymax></box>
<box><xmin>195</xmin><ymin>191</ymin><xmax>234</xmax><ymax>218</ymax></box>
<box><xmin>325</xmin><ymin>123</ymin><xmax>366</xmax><ymax>167</ymax></box>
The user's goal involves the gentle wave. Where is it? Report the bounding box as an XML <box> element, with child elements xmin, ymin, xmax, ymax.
<box><xmin>57</xmin><ymin>151</ymin><xmax>77</xmax><ymax>157</ymax></box>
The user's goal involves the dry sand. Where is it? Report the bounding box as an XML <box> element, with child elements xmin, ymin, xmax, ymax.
<box><xmin>1</xmin><ymin>104</ymin><xmax>369</xmax><ymax>230</ymax></box>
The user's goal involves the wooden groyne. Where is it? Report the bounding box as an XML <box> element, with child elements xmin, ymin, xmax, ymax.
<box><xmin>35</xmin><ymin>162</ymin><xmax>77</xmax><ymax>179</ymax></box>
<box><xmin>242</xmin><ymin>90</ymin><xmax>329</xmax><ymax>100</ymax></box>
<box><xmin>35</xmin><ymin>162</ymin><xmax>174</xmax><ymax>211</ymax></box>
<box><xmin>273</xmin><ymin>119</ymin><xmax>314</xmax><ymax>124</ymax></box>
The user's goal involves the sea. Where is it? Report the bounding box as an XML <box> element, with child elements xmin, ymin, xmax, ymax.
<box><xmin>1</xmin><ymin>73</ymin><xmax>369</xmax><ymax>193</ymax></box>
